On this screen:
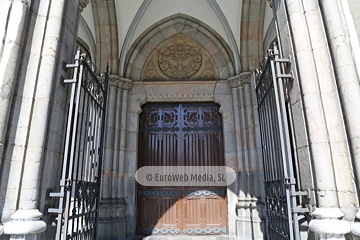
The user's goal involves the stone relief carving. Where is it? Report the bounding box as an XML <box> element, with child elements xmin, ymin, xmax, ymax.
<box><xmin>158</xmin><ymin>40</ymin><xmax>202</xmax><ymax>79</ymax></box>
<box><xmin>227</xmin><ymin>72</ymin><xmax>252</xmax><ymax>89</ymax></box>
<box><xmin>142</xmin><ymin>34</ymin><xmax>219</xmax><ymax>81</ymax></box>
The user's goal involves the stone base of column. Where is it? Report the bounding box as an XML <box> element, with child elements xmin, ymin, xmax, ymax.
<box><xmin>309</xmin><ymin>208</ymin><xmax>350</xmax><ymax>240</ymax></box>
<box><xmin>236</xmin><ymin>197</ymin><xmax>265</xmax><ymax>240</ymax></box>
<box><xmin>3</xmin><ymin>209</ymin><xmax>46</xmax><ymax>240</ymax></box>
<box><xmin>350</xmin><ymin>209</ymin><xmax>360</xmax><ymax>240</ymax></box>
<box><xmin>98</xmin><ymin>198</ymin><xmax>127</xmax><ymax>239</ymax></box>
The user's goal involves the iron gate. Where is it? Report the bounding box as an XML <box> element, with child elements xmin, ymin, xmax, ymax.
<box><xmin>49</xmin><ymin>49</ymin><xmax>108</xmax><ymax>240</ymax></box>
<box><xmin>254</xmin><ymin>44</ymin><xmax>309</xmax><ymax>240</ymax></box>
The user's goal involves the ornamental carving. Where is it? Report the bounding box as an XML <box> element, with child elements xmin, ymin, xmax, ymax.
<box><xmin>227</xmin><ymin>73</ymin><xmax>252</xmax><ymax>89</ymax></box>
<box><xmin>163</xmin><ymin>112</ymin><xmax>175</xmax><ymax>124</ymax></box>
<box><xmin>142</xmin><ymin>34</ymin><xmax>219</xmax><ymax>81</ymax></box>
<box><xmin>204</xmin><ymin>111</ymin><xmax>218</xmax><ymax>124</ymax></box>
<box><xmin>109</xmin><ymin>75</ymin><xmax>133</xmax><ymax>90</ymax></box>
<box><xmin>158</xmin><ymin>40</ymin><xmax>202</xmax><ymax>79</ymax></box>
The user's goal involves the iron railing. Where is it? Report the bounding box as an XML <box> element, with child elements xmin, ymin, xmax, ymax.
<box><xmin>254</xmin><ymin>44</ymin><xmax>310</xmax><ymax>240</ymax></box>
<box><xmin>49</xmin><ymin>49</ymin><xmax>108</xmax><ymax>240</ymax></box>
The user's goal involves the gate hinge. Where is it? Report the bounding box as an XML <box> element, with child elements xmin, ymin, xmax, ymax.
<box><xmin>291</xmin><ymin>188</ymin><xmax>314</xmax><ymax>214</ymax></box>
<box><xmin>47</xmin><ymin>207</ymin><xmax>63</xmax><ymax>214</ymax></box>
<box><xmin>292</xmin><ymin>205</ymin><xmax>312</xmax><ymax>214</ymax></box>
<box><xmin>291</xmin><ymin>188</ymin><xmax>311</xmax><ymax>198</ymax></box>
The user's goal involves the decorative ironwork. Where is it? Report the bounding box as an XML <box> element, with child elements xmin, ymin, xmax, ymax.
<box><xmin>163</xmin><ymin>112</ymin><xmax>176</xmax><ymax>123</ymax></box>
<box><xmin>182</xmin><ymin>126</ymin><xmax>222</xmax><ymax>132</ymax></box>
<box><xmin>49</xmin><ymin>49</ymin><xmax>108</xmax><ymax>240</ymax></box>
<box><xmin>255</xmin><ymin>44</ymin><xmax>309</xmax><ymax>240</ymax></box>
<box><xmin>137</xmin><ymin>228</ymin><xmax>181</xmax><ymax>235</ymax></box>
<box><xmin>138</xmin><ymin>190</ymin><xmax>180</xmax><ymax>197</ymax></box>
<box><xmin>183</xmin><ymin>227</ymin><xmax>226</xmax><ymax>235</ymax></box>
<box><xmin>141</xmin><ymin>127</ymin><xmax>180</xmax><ymax>132</ymax></box>
<box><xmin>203</xmin><ymin>110</ymin><xmax>218</xmax><ymax>124</ymax></box>
<box><xmin>183</xmin><ymin>189</ymin><xmax>225</xmax><ymax>196</ymax></box>
<box><xmin>186</xmin><ymin>111</ymin><xmax>198</xmax><ymax>123</ymax></box>
<box><xmin>146</xmin><ymin>111</ymin><xmax>159</xmax><ymax>125</ymax></box>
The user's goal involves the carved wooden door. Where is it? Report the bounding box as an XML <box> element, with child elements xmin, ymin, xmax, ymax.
<box><xmin>137</xmin><ymin>103</ymin><xmax>227</xmax><ymax>236</ymax></box>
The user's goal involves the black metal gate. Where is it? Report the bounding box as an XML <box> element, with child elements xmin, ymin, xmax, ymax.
<box><xmin>49</xmin><ymin>49</ymin><xmax>108</xmax><ymax>240</ymax></box>
<box><xmin>254</xmin><ymin>44</ymin><xmax>309</xmax><ymax>240</ymax></box>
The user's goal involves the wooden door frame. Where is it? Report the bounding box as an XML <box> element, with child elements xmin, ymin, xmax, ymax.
<box><xmin>124</xmin><ymin>80</ymin><xmax>238</xmax><ymax>237</ymax></box>
<box><xmin>135</xmin><ymin>102</ymin><xmax>227</xmax><ymax>236</ymax></box>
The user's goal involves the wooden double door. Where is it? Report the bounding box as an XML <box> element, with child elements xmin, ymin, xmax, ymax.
<box><xmin>136</xmin><ymin>103</ymin><xmax>227</xmax><ymax>236</ymax></box>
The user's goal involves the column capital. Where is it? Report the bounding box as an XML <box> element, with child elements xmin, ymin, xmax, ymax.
<box><xmin>79</xmin><ymin>0</ymin><xmax>89</xmax><ymax>12</ymax></box>
<box><xmin>227</xmin><ymin>72</ymin><xmax>252</xmax><ymax>89</ymax></box>
<box><xmin>109</xmin><ymin>75</ymin><xmax>133</xmax><ymax>90</ymax></box>
<box><xmin>120</xmin><ymin>78</ymin><xmax>133</xmax><ymax>91</ymax></box>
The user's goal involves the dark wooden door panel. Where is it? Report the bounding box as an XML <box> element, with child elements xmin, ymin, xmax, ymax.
<box><xmin>137</xmin><ymin>103</ymin><xmax>227</xmax><ymax>236</ymax></box>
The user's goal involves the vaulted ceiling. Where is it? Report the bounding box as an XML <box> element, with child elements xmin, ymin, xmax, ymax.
<box><xmin>78</xmin><ymin>0</ymin><xmax>273</xmax><ymax>76</ymax></box>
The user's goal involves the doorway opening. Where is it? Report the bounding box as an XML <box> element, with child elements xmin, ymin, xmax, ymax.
<box><xmin>136</xmin><ymin>102</ymin><xmax>227</xmax><ymax>236</ymax></box>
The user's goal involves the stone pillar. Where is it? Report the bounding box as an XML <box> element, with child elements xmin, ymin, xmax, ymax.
<box><xmin>272</xmin><ymin>0</ymin><xmax>359</xmax><ymax>238</ymax></box>
<box><xmin>228</xmin><ymin>72</ymin><xmax>265</xmax><ymax>240</ymax></box>
<box><xmin>0</xmin><ymin>0</ymin><xmax>30</xmax><ymax>175</ymax></box>
<box><xmin>1</xmin><ymin>0</ymin><xmax>81</xmax><ymax>238</ymax></box>
<box><xmin>98</xmin><ymin>75</ymin><xmax>132</xmax><ymax>239</ymax></box>
<box><xmin>227</xmin><ymin>74</ymin><xmax>245</xmax><ymax>199</ymax></box>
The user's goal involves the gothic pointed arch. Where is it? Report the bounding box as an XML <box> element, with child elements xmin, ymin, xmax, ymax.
<box><xmin>124</xmin><ymin>13</ymin><xmax>235</xmax><ymax>81</ymax></box>
<box><xmin>91</xmin><ymin>0</ymin><xmax>119</xmax><ymax>74</ymax></box>
<box><xmin>240</xmin><ymin>0</ymin><xmax>267</xmax><ymax>71</ymax></box>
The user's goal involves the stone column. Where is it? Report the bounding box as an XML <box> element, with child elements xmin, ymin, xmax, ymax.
<box><xmin>317</xmin><ymin>1</ymin><xmax>360</xmax><ymax>236</ymax></box>
<box><xmin>0</xmin><ymin>0</ymin><xmax>30</xmax><ymax>175</ymax></box>
<box><xmin>98</xmin><ymin>75</ymin><xmax>132</xmax><ymax>239</ymax></box>
<box><xmin>228</xmin><ymin>72</ymin><xmax>265</xmax><ymax>240</ymax></box>
<box><xmin>2</xmin><ymin>0</ymin><xmax>78</xmax><ymax>239</ymax></box>
<box><xmin>227</xmin><ymin>74</ymin><xmax>245</xmax><ymax>199</ymax></box>
<box><xmin>272</xmin><ymin>0</ymin><xmax>359</xmax><ymax>238</ymax></box>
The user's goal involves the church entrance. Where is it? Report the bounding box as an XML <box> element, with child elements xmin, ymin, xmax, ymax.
<box><xmin>136</xmin><ymin>102</ymin><xmax>227</xmax><ymax>236</ymax></box>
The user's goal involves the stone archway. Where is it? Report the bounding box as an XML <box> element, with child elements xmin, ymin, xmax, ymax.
<box><xmin>240</xmin><ymin>0</ymin><xmax>267</xmax><ymax>71</ymax></box>
<box><xmin>91</xmin><ymin>0</ymin><xmax>119</xmax><ymax>74</ymax></box>
<box><xmin>124</xmin><ymin>13</ymin><xmax>235</xmax><ymax>81</ymax></box>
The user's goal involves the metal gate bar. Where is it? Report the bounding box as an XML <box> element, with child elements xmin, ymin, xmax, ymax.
<box><xmin>49</xmin><ymin>49</ymin><xmax>108</xmax><ymax>240</ymax></box>
<box><xmin>254</xmin><ymin>44</ymin><xmax>309</xmax><ymax>240</ymax></box>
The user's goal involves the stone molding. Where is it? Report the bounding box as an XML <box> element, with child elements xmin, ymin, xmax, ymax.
<box><xmin>227</xmin><ymin>72</ymin><xmax>252</xmax><ymax>89</ymax></box>
<box><xmin>147</xmin><ymin>93</ymin><xmax>214</xmax><ymax>101</ymax></box>
<box><xmin>79</xmin><ymin>0</ymin><xmax>89</xmax><ymax>12</ymax></box>
<box><xmin>109</xmin><ymin>75</ymin><xmax>133</xmax><ymax>90</ymax></box>
<box><xmin>4</xmin><ymin>209</ymin><xmax>47</xmax><ymax>235</ymax></box>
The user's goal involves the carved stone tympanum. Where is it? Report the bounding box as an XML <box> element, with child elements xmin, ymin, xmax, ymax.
<box><xmin>142</xmin><ymin>34</ymin><xmax>219</xmax><ymax>81</ymax></box>
<box><xmin>158</xmin><ymin>40</ymin><xmax>202</xmax><ymax>79</ymax></box>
